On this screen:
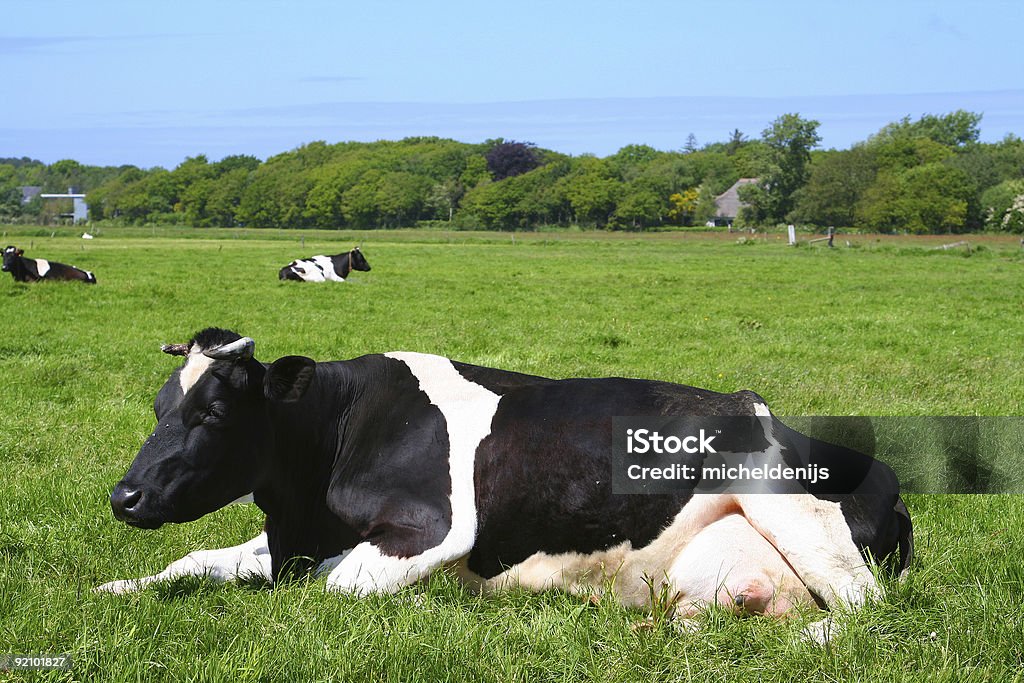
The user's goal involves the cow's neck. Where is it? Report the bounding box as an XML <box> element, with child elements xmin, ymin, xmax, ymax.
<box><xmin>11</xmin><ymin>257</ymin><xmax>31</xmax><ymax>281</ymax></box>
<box><xmin>256</xmin><ymin>361</ymin><xmax>363</xmax><ymax>581</ymax></box>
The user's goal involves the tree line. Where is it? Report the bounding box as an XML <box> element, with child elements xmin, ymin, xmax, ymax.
<box><xmin>3</xmin><ymin>110</ymin><xmax>1023</xmax><ymax>233</ymax></box>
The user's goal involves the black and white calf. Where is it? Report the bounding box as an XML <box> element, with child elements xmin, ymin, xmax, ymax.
<box><xmin>278</xmin><ymin>247</ymin><xmax>370</xmax><ymax>282</ymax></box>
<box><xmin>99</xmin><ymin>328</ymin><xmax>911</xmax><ymax>632</ymax></box>
<box><xmin>3</xmin><ymin>245</ymin><xmax>97</xmax><ymax>284</ymax></box>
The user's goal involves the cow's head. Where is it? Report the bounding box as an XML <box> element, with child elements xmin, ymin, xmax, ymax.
<box><xmin>350</xmin><ymin>247</ymin><xmax>371</xmax><ymax>272</ymax></box>
<box><xmin>110</xmin><ymin>328</ymin><xmax>315</xmax><ymax>528</ymax></box>
<box><xmin>2</xmin><ymin>246</ymin><xmax>23</xmax><ymax>272</ymax></box>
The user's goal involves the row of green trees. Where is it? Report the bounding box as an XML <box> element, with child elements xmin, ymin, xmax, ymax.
<box><xmin>3</xmin><ymin>111</ymin><xmax>1024</xmax><ymax>232</ymax></box>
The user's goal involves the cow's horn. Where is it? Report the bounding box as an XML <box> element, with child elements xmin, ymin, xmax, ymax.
<box><xmin>203</xmin><ymin>337</ymin><xmax>255</xmax><ymax>361</ymax></box>
<box><xmin>161</xmin><ymin>343</ymin><xmax>191</xmax><ymax>356</ymax></box>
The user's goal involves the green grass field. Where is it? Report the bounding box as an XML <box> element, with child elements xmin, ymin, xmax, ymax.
<box><xmin>1</xmin><ymin>227</ymin><xmax>1023</xmax><ymax>682</ymax></box>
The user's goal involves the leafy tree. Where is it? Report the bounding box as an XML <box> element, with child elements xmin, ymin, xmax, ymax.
<box><xmin>614</xmin><ymin>184</ymin><xmax>663</xmax><ymax>229</ymax></box>
<box><xmin>667</xmin><ymin>188</ymin><xmax>699</xmax><ymax>225</ymax></box>
<box><xmin>791</xmin><ymin>147</ymin><xmax>877</xmax><ymax>227</ymax></box>
<box><xmin>870</xmin><ymin>135</ymin><xmax>952</xmax><ymax>173</ymax></box>
<box><xmin>486</xmin><ymin>140</ymin><xmax>541</xmax><ymax>180</ymax></box>
<box><xmin>45</xmin><ymin>159</ymin><xmax>86</xmax><ymax>192</ymax></box>
<box><xmin>856</xmin><ymin>163</ymin><xmax>973</xmax><ymax>233</ymax></box>
<box><xmin>871</xmin><ymin>110</ymin><xmax>982</xmax><ymax>148</ymax></box>
<box><xmin>685</xmin><ymin>151</ymin><xmax>741</xmax><ymax>196</ymax></box>
<box><xmin>607</xmin><ymin>145</ymin><xmax>660</xmax><ymax>182</ymax></box>
<box><xmin>743</xmin><ymin>113</ymin><xmax>821</xmax><ymax>223</ymax></box>
<box><xmin>375</xmin><ymin>171</ymin><xmax>433</xmax><ymax>227</ymax></box>
<box><xmin>725</xmin><ymin>129</ymin><xmax>746</xmax><ymax>156</ymax></box>
<box><xmin>305</xmin><ymin>162</ymin><xmax>368</xmax><ymax>227</ymax></box>
<box><xmin>214</xmin><ymin>154</ymin><xmax>261</xmax><ymax>175</ymax></box>
<box><xmin>204</xmin><ymin>168</ymin><xmax>250</xmax><ymax>227</ymax></box>
<box><xmin>562</xmin><ymin>157</ymin><xmax>620</xmax><ymax>227</ymax></box>
<box><xmin>459</xmin><ymin>162</ymin><xmax>570</xmax><ymax>230</ymax></box>
<box><xmin>460</xmin><ymin>155</ymin><xmax>491</xmax><ymax>188</ymax></box>
<box><xmin>0</xmin><ymin>164</ymin><xmax>23</xmax><ymax>218</ymax></box>
<box><xmin>981</xmin><ymin>179</ymin><xmax>1024</xmax><ymax>232</ymax></box>
<box><xmin>426</xmin><ymin>179</ymin><xmax>465</xmax><ymax>221</ymax></box>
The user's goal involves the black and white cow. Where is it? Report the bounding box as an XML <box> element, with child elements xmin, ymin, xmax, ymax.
<box><xmin>99</xmin><ymin>328</ymin><xmax>911</xmax><ymax>636</ymax></box>
<box><xmin>278</xmin><ymin>247</ymin><xmax>370</xmax><ymax>282</ymax></box>
<box><xmin>3</xmin><ymin>245</ymin><xmax>97</xmax><ymax>284</ymax></box>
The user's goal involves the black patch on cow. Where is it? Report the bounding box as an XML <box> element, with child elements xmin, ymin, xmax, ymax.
<box><xmin>467</xmin><ymin>378</ymin><xmax>707</xmax><ymax>578</ymax></box>
<box><xmin>322</xmin><ymin>356</ymin><xmax>453</xmax><ymax>559</ymax></box>
<box><xmin>279</xmin><ymin>264</ymin><xmax>304</xmax><ymax>281</ymax></box>
<box><xmin>154</xmin><ymin>367</ymin><xmax>184</xmax><ymax>417</ymax></box>
<box><xmin>451</xmin><ymin>361</ymin><xmax>550</xmax><ymax>395</ymax></box>
<box><xmin>191</xmin><ymin>327</ymin><xmax>242</xmax><ymax>351</ymax></box>
<box><xmin>323</xmin><ymin>249</ymin><xmax>371</xmax><ymax>278</ymax></box>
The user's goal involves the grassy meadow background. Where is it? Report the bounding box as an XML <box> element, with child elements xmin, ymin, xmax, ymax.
<box><xmin>1</xmin><ymin>226</ymin><xmax>1023</xmax><ymax>681</ymax></box>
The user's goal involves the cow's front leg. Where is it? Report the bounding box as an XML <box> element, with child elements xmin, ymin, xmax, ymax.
<box><xmin>323</xmin><ymin>540</ymin><xmax>456</xmax><ymax>596</ymax></box>
<box><xmin>737</xmin><ymin>494</ymin><xmax>879</xmax><ymax>609</ymax></box>
<box><xmin>95</xmin><ymin>532</ymin><xmax>272</xmax><ymax>594</ymax></box>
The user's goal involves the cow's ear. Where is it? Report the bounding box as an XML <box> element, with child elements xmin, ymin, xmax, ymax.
<box><xmin>264</xmin><ymin>356</ymin><xmax>316</xmax><ymax>403</ymax></box>
<box><xmin>16</xmin><ymin>249</ymin><xmax>24</xmax><ymax>256</ymax></box>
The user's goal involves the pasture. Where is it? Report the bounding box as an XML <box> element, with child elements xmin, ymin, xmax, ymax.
<box><xmin>1</xmin><ymin>227</ymin><xmax>1023</xmax><ymax>682</ymax></box>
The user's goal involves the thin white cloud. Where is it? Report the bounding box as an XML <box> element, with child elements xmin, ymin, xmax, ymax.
<box><xmin>926</xmin><ymin>13</ymin><xmax>967</xmax><ymax>40</ymax></box>
<box><xmin>0</xmin><ymin>36</ymin><xmax>93</xmax><ymax>53</ymax></box>
<box><xmin>300</xmin><ymin>76</ymin><xmax>365</xmax><ymax>84</ymax></box>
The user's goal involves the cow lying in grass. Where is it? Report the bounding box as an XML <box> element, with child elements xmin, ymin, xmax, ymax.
<box><xmin>278</xmin><ymin>247</ymin><xmax>370</xmax><ymax>282</ymax></box>
<box><xmin>98</xmin><ymin>328</ymin><xmax>911</xmax><ymax>638</ymax></box>
<box><xmin>3</xmin><ymin>245</ymin><xmax>97</xmax><ymax>283</ymax></box>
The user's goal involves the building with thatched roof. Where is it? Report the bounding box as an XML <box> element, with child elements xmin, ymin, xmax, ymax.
<box><xmin>712</xmin><ymin>178</ymin><xmax>758</xmax><ymax>226</ymax></box>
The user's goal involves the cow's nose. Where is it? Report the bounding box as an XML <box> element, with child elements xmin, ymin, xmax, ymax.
<box><xmin>110</xmin><ymin>485</ymin><xmax>143</xmax><ymax>520</ymax></box>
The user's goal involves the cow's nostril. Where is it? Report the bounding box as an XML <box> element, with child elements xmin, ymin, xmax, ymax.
<box><xmin>111</xmin><ymin>486</ymin><xmax>143</xmax><ymax>517</ymax></box>
<box><xmin>122</xmin><ymin>489</ymin><xmax>142</xmax><ymax>509</ymax></box>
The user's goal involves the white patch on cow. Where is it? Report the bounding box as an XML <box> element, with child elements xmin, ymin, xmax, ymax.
<box><xmin>324</xmin><ymin>352</ymin><xmax>500</xmax><ymax>595</ymax></box>
<box><xmin>293</xmin><ymin>258</ymin><xmax>325</xmax><ymax>282</ymax></box>
<box><xmin>34</xmin><ymin>258</ymin><xmax>50</xmax><ymax>278</ymax></box>
<box><xmin>666</xmin><ymin>513</ymin><xmax>813</xmax><ymax>616</ymax></box>
<box><xmin>753</xmin><ymin>402</ymin><xmax>771</xmax><ymax>416</ymax></box>
<box><xmin>229</xmin><ymin>493</ymin><xmax>254</xmax><ymax>505</ymax></box>
<box><xmin>737</xmin><ymin>493</ymin><xmax>878</xmax><ymax>608</ymax></box>
<box><xmin>179</xmin><ymin>346</ymin><xmax>216</xmax><ymax>395</ymax></box>
<box><xmin>311</xmin><ymin>254</ymin><xmax>346</xmax><ymax>282</ymax></box>
<box><xmin>95</xmin><ymin>532</ymin><xmax>272</xmax><ymax>594</ymax></box>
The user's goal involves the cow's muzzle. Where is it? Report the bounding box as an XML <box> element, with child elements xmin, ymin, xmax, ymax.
<box><xmin>110</xmin><ymin>483</ymin><xmax>163</xmax><ymax>529</ymax></box>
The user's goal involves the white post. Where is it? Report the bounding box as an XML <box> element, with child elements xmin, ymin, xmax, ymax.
<box><xmin>788</xmin><ymin>224</ymin><xmax>796</xmax><ymax>246</ymax></box>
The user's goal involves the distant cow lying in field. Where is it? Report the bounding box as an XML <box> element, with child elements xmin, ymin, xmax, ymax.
<box><xmin>3</xmin><ymin>245</ymin><xmax>97</xmax><ymax>284</ymax></box>
<box><xmin>99</xmin><ymin>328</ymin><xmax>911</xmax><ymax>639</ymax></box>
<box><xmin>278</xmin><ymin>247</ymin><xmax>370</xmax><ymax>282</ymax></box>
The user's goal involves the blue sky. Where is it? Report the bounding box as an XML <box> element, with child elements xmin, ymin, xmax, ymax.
<box><xmin>2</xmin><ymin>0</ymin><xmax>1023</xmax><ymax>168</ymax></box>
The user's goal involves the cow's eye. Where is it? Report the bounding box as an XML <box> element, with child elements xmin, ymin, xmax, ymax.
<box><xmin>203</xmin><ymin>402</ymin><xmax>227</xmax><ymax>423</ymax></box>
